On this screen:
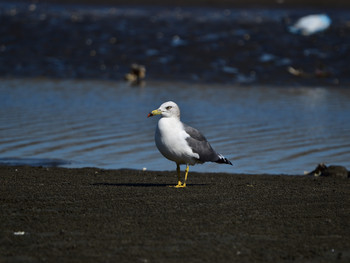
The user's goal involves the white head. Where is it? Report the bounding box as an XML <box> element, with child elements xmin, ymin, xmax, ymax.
<box><xmin>148</xmin><ymin>101</ymin><xmax>180</xmax><ymax>119</ymax></box>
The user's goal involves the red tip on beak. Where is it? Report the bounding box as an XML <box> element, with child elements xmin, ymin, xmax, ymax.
<box><xmin>147</xmin><ymin>112</ymin><xmax>153</xmax><ymax>118</ymax></box>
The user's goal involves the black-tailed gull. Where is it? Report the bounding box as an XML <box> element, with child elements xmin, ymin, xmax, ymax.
<box><xmin>147</xmin><ymin>101</ymin><xmax>232</xmax><ymax>188</ymax></box>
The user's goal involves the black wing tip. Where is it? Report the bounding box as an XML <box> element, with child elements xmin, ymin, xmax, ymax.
<box><xmin>216</xmin><ymin>155</ymin><xmax>233</xmax><ymax>165</ymax></box>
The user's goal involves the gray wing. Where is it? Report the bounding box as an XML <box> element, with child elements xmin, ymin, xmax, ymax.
<box><xmin>182</xmin><ymin>123</ymin><xmax>220</xmax><ymax>163</ymax></box>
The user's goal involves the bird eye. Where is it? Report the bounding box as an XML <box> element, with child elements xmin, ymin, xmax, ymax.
<box><xmin>166</xmin><ymin>106</ymin><xmax>172</xmax><ymax>110</ymax></box>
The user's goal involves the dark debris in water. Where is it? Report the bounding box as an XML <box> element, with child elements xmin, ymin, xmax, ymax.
<box><xmin>1</xmin><ymin>2</ymin><xmax>350</xmax><ymax>85</ymax></box>
<box><xmin>124</xmin><ymin>63</ymin><xmax>146</xmax><ymax>86</ymax></box>
<box><xmin>306</xmin><ymin>163</ymin><xmax>349</xmax><ymax>178</ymax></box>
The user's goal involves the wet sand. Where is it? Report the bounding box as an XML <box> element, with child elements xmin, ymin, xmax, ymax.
<box><xmin>1</xmin><ymin>165</ymin><xmax>350</xmax><ymax>262</ymax></box>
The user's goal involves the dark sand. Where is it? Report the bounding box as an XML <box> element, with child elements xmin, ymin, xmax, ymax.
<box><xmin>1</xmin><ymin>165</ymin><xmax>350</xmax><ymax>262</ymax></box>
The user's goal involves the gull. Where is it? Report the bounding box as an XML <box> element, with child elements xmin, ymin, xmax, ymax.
<box><xmin>147</xmin><ymin>101</ymin><xmax>232</xmax><ymax>188</ymax></box>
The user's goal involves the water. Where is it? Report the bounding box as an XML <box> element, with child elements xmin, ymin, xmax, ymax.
<box><xmin>1</xmin><ymin>78</ymin><xmax>350</xmax><ymax>175</ymax></box>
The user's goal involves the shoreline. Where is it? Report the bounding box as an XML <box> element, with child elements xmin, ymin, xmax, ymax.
<box><xmin>1</xmin><ymin>165</ymin><xmax>350</xmax><ymax>262</ymax></box>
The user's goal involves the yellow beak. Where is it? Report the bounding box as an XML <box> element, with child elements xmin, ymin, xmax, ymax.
<box><xmin>147</xmin><ymin>109</ymin><xmax>162</xmax><ymax>118</ymax></box>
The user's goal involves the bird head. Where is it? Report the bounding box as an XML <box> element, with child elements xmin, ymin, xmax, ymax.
<box><xmin>147</xmin><ymin>101</ymin><xmax>180</xmax><ymax>118</ymax></box>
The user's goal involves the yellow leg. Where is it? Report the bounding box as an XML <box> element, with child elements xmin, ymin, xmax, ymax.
<box><xmin>170</xmin><ymin>164</ymin><xmax>183</xmax><ymax>188</ymax></box>
<box><xmin>176</xmin><ymin>164</ymin><xmax>182</xmax><ymax>187</ymax></box>
<box><xmin>174</xmin><ymin>164</ymin><xmax>189</xmax><ymax>188</ymax></box>
<box><xmin>182</xmin><ymin>164</ymin><xmax>189</xmax><ymax>187</ymax></box>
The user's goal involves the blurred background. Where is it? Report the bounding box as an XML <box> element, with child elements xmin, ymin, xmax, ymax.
<box><xmin>29</xmin><ymin>0</ymin><xmax>350</xmax><ymax>8</ymax></box>
<box><xmin>0</xmin><ymin>0</ymin><xmax>349</xmax><ymax>174</ymax></box>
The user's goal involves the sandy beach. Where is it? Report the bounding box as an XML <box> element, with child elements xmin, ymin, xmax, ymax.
<box><xmin>1</xmin><ymin>165</ymin><xmax>350</xmax><ymax>262</ymax></box>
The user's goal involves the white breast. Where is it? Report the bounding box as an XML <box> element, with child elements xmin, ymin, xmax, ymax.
<box><xmin>155</xmin><ymin>117</ymin><xmax>199</xmax><ymax>165</ymax></box>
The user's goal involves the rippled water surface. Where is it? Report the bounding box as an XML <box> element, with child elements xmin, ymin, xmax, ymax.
<box><xmin>1</xmin><ymin>78</ymin><xmax>350</xmax><ymax>175</ymax></box>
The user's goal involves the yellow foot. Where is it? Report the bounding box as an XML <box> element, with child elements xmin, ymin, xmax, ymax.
<box><xmin>174</xmin><ymin>184</ymin><xmax>186</xmax><ymax>188</ymax></box>
<box><xmin>169</xmin><ymin>182</ymin><xmax>186</xmax><ymax>188</ymax></box>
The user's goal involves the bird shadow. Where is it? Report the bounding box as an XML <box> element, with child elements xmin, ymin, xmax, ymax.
<box><xmin>92</xmin><ymin>182</ymin><xmax>207</xmax><ymax>187</ymax></box>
